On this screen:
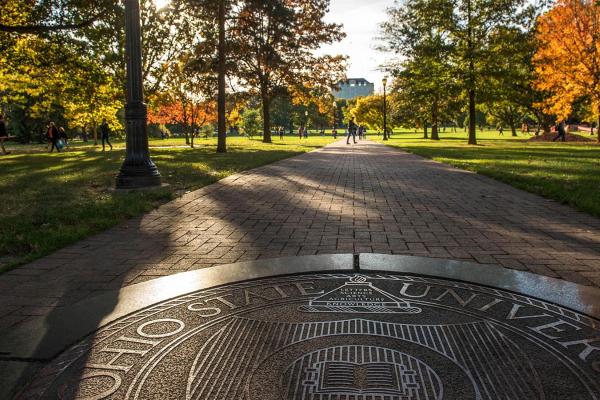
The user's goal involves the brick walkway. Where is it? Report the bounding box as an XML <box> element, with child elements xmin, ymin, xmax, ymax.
<box><xmin>1</xmin><ymin>140</ymin><xmax>599</xmax><ymax>333</ymax></box>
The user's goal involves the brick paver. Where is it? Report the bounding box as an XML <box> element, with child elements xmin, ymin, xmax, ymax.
<box><xmin>1</xmin><ymin>140</ymin><xmax>599</xmax><ymax>332</ymax></box>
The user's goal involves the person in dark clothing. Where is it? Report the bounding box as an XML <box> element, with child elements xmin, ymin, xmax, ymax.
<box><xmin>0</xmin><ymin>114</ymin><xmax>10</xmax><ymax>155</ymax></box>
<box><xmin>279</xmin><ymin>127</ymin><xmax>284</xmax><ymax>140</ymax></box>
<box><xmin>346</xmin><ymin>119</ymin><xmax>357</xmax><ymax>144</ymax></box>
<box><xmin>58</xmin><ymin>127</ymin><xmax>68</xmax><ymax>146</ymax></box>
<box><xmin>553</xmin><ymin>121</ymin><xmax>566</xmax><ymax>142</ymax></box>
<box><xmin>47</xmin><ymin>122</ymin><xmax>60</xmax><ymax>152</ymax></box>
<box><xmin>359</xmin><ymin>125</ymin><xmax>366</xmax><ymax>140</ymax></box>
<box><xmin>100</xmin><ymin>118</ymin><xmax>113</xmax><ymax>151</ymax></box>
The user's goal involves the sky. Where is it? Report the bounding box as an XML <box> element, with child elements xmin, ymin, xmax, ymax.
<box><xmin>319</xmin><ymin>0</ymin><xmax>395</xmax><ymax>92</ymax></box>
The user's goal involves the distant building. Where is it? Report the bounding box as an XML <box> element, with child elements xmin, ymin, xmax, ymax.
<box><xmin>333</xmin><ymin>78</ymin><xmax>375</xmax><ymax>100</ymax></box>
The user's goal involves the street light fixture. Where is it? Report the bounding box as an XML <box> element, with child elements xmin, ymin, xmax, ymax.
<box><xmin>382</xmin><ymin>77</ymin><xmax>388</xmax><ymax>141</ymax></box>
<box><xmin>116</xmin><ymin>0</ymin><xmax>162</xmax><ymax>189</ymax></box>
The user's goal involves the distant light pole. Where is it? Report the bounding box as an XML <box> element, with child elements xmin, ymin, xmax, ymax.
<box><xmin>116</xmin><ymin>0</ymin><xmax>162</xmax><ymax>189</ymax></box>
<box><xmin>305</xmin><ymin>110</ymin><xmax>309</xmax><ymax>129</ymax></box>
<box><xmin>332</xmin><ymin>100</ymin><xmax>337</xmax><ymax>130</ymax></box>
<box><xmin>382</xmin><ymin>77</ymin><xmax>388</xmax><ymax>141</ymax></box>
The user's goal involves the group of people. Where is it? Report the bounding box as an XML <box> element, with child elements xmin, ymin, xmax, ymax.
<box><xmin>290</xmin><ymin>119</ymin><xmax>368</xmax><ymax>144</ymax></box>
<box><xmin>45</xmin><ymin>122</ymin><xmax>68</xmax><ymax>152</ymax></box>
<box><xmin>297</xmin><ymin>126</ymin><xmax>309</xmax><ymax>139</ymax></box>
<box><xmin>44</xmin><ymin>118</ymin><xmax>112</xmax><ymax>152</ymax></box>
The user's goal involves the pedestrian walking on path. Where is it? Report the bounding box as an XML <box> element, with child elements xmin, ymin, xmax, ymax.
<box><xmin>47</xmin><ymin>122</ymin><xmax>60</xmax><ymax>153</ymax></box>
<box><xmin>347</xmin><ymin>119</ymin><xmax>357</xmax><ymax>144</ymax></box>
<box><xmin>100</xmin><ymin>118</ymin><xmax>113</xmax><ymax>151</ymax></box>
<box><xmin>0</xmin><ymin>114</ymin><xmax>10</xmax><ymax>155</ymax></box>
<box><xmin>59</xmin><ymin>127</ymin><xmax>68</xmax><ymax>147</ymax></box>
<box><xmin>553</xmin><ymin>121</ymin><xmax>566</xmax><ymax>142</ymax></box>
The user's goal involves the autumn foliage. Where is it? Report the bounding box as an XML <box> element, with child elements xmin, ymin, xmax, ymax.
<box><xmin>534</xmin><ymin>0</ymin><xmax>600</xmax><ymax>141</ymax></box>
<box><xmin>148</xmin><ymin>100</ymin><xmax>217</xmax><ymax>146</ymax></box>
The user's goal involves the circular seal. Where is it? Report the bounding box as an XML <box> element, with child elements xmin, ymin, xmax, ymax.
<box><xmin>18</xmin><ymin>273</ymin><xmax>600</xmax><ymax>400</ymax></box>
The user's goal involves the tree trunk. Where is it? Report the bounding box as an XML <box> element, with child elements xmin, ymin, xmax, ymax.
<box><xmin>423</xmin><ymin>123</ymin><xmax>428</xmax><ymax>139</ymax></box>
<box><xmin>216</xmin><ymin>0</ymin><xmax>227</xmax><ymax>153</ymax></box>
<box><xmin>431</xmin><ymin>101</ymin><xmax>440</xmax><ymax>140</ymax></box>
<box><xmin>468</xmin><ymin>89</ymin><xmax>477</xmax><ymax>144</ymax></box>
<box><xmin>507</xmin><ymin>109</ymin><xmax>517</xmax><ymax>137</ymax></box>
<box><xmin>466</xmin><ymin>0</ymin><xmax>477</xmax><ymax>145</ymax></box>
<box><xmin>261</xmin><ymin>92</ymin><xmax>272</xmax><ymax>143</ymax></box>
<box><xmin>191</xmin><ymin>131</ymin><xmax>195</xmax><ymax>148</ymax></box>
<box><xmin>185</xmin><ymin>131</ymin><xmax>190</xmax><ymax>145</ymax></box>
<box><xmin>597</xmin><ymin>114</ymin><xmax>600</xmax><ymax>143</ymax></box>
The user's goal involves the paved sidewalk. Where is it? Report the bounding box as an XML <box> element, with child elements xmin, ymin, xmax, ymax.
<box><xmin>1</xmin><ymin>140</ymin><xmax>599</xmax><ymax>332</ymax></box>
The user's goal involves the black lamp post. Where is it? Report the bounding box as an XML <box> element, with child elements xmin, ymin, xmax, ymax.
<box><xmin>116</xmin><ymin>0</ymin><xmax>162</xmax><ymax>189</ymax></box>
<box><xmin>382</xmin><ymin>77</ymin><xmax>388</xmax><ymax>141</ymax></box>
<box><xmin>332</xmin><ymin>100</ymin><xmax>337</xmax><ymax>130</ymax></box>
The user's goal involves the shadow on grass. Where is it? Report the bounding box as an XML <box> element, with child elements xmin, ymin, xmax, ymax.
<box><xmin>0</xmin><ymin>144</ymin><xmax>323</xmax><ymax>273</ymax></box>
<box><xmin>385</xmin><ymin>142</ymin><xmax>600</xmax><ymax>217</ymax></box>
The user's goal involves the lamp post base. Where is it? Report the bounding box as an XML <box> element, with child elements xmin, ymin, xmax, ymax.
<box><xmin>116</xmin><ymin>162</ymin><xmax>162</xmax><ymax>189</ymax></box>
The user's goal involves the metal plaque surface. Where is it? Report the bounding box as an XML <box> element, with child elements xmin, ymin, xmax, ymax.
<box><xmin>18</xmin><ymin>273</ymin><xmax>600</xmax><ymax>400</ymax></box>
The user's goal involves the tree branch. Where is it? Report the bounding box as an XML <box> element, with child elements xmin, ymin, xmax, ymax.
<box><xmin>0</xmin><ymin>10</ymin><xmax>107</xmax><ymax>34</ymax></box>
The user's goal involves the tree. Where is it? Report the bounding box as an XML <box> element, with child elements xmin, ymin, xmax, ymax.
<box><xmin>0</xmin><ymin>33</ymin><xmax>123</xmax><ymax>143</ymax></box>
<box><xmin>0</xmin><ymin>0</ymin><xmax>109</xmax><ymax>34</ymax></box>
<box><xmin>0</xmin><ymin>0</ymin><xmax>199</xmax><ymax>146</ymax></box>
<box><xmin>349</xmin><ymin>96</ymin><xmax>385</xmax><ymax>132</ymax></box>
<box><xmin>389</xmin><ymin>70</ymin><xmax>433</xmax><ymax>138</ymax></box>
<box><xmin>450</xmin><ymin>0</ymin><xmax>533</xmax><ymax>144</ymax></box>
<box><xmin>152</xmin><ymin>54</ymin><xmax>216</xmax><ymax>148</ymax></box>
<box><xmin>187</xmin><ymin>0</ymin><xmax>243</xmax><ymax>153</ymax></box>
<box><xmin>63</xmin><ymin>70</ymin><xmax>123</xmax><ymax>143</ymax></box>
<box><xmin>534</xmin><ymin>0</ymin><xmax>600</xmax><ymax>142</ymax></box>
<box><xmin>380</xmin><ymin>0</ymin><xmax>529</xmax><ymax>142</ymax></box>
<box><xmin>240</xmin><ymin>108</ymin><xmax>262</xmax><ymax>138</ymax></box>
<box><xmin>381</xmin><ymin>0</ymin><xmax>458</xmax><ymax>140</ymax></box>
<box><xmin>141</xmin><ymin>0</ymin><xmax>200</xmax><ymax>95</ymax></box>
<box><xmin>230</xmin><ymin>0</ymin><xmax>346</xmax><ymax>143</ymax></box>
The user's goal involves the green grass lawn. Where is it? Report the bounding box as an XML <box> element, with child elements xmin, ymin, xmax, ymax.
<box><xmin>374</xmin><ymin>130</ymin><xmax>600</xmax><ymax>217</ymax></box>
<box><xmin>0</xmin><ymin>136</ymin><xmax>334</xmax><ymax>272</ymax></box>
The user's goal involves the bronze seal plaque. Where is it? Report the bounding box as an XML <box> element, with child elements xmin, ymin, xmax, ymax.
<box><xmin>19</xmin><ymin>273</ymin><xmax>600</xmax><ymax>399</ymax></box>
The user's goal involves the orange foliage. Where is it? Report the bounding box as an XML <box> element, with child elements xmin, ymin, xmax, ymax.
<box><xmin>148</xmin><ymin>103</ymin><xmax>180</xmax><ymax>125</ymax></box>
<box><xmin>148</xmin><ymin>100</ymin><xmax>217</xmax><ymax>128</ymax></box>
<box><xmin>533</xmin><ymin>0</ymin><xmax>600</xmax><ymax>128</ymax></box>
